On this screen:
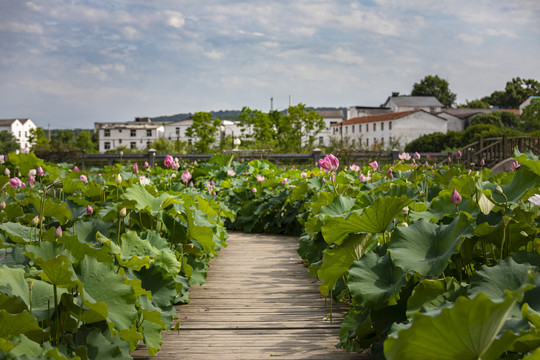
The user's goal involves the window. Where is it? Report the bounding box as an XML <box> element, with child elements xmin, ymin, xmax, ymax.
<box><xmin>19</xmin><ymin>131</ymin><xmax>21</xmax><ymax>137</ymax></box>
<box><xmin>104</xmin><ymin>142</ymin><xmax>111</xmax><ymax>150</ymax></box>
<box><xmin>389</xmin><ymin>136</ymin><xmax>393</xmax><ymax>143</ymax></box>
<box><xmin>352</xmin><ymin>125</ymin><xmax>355</xmax><ymax>133</ymax></box>
<box><xmin>389</xmin><ymin>121</ymin><xmax>392</xmax><ymax>130</ymax></box>
<box><xmin>373</xmin><ymin>123</ymin><xmax>376</xmax><ymax>131</ymax></box>
<box><xmin>175</xmin><ymin>127</ymin><xmax>180</xmax><ymax>135</ymax></box>
<box><xmin>352</xmin><ymin>139</ymin><xmax>356</xmax><ymax>146</ymax></box>
<box><xmin>345</xmin><ymin>126</ymin><xmax>348</xmax><ymax>134</ymax></box>
<box><xmin>319</xmin><ymin>136</ymin><xmax>323</xmax><ymax>144</ymax></box>
<box><xmin>381</xmin><ymin>137</ymin><xmax>384</xmax><ymax>143</ymax></box>
<box><xmin>104</xmin><ymin>129</ymin><xmax>110</xmax><ymax>137</ymax></box>
<box><xmin>25</xmin><ymin>131</ymin><xmax>27</xmax><ymax>137</ymax></box>
<box><xmin>374</xmin><ymin>137</ymin><xmax>377</xmax><ymax>145</ymax></box>
<box><xmin>119</xmin><ymin>139</ymin><xmax>122</xmax><ymax>144</ymax></box>
<box><xmin>130</xmin><ymin>142</ymin><xmax>136</xmax><ymax>149</ymax></box>
<box><xmin>366</xmin><ymin>124</ymin><xmax>369</xmax><ymax>132</ymax></box>
<box><xmin>130</xmin><ymin>129</ymin><xmax>136</xmax><ymax>137</ymax></box>
<box><xmin>146</xmin><ymin>129</ymin><xmax>152</xmax><ymax>137</ymax></box>
<box><xmin>359</xmin><ymin>124</ymin><xmax>362</xmax><ymax>133</ymax></box>
<box><xmin>381</xmin><ymin>122</ymin><xmax>384</xmax><ymax>131</ymax></box>
<box><xmin>366</xmin><ymin>139</ymin><xmax>369</xmax><ymax>146</ymax></box>
<box><xmin>147</xmin><ymin>141</ymin><xmax>151</xmax><ymax>147</ymax></box>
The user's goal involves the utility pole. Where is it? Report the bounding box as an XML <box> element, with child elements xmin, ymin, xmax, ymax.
<box><xmin>48</xmin><ymin>123</ymin><xmax>51</xmax><ymax>142</ymax></box>
<box><xmin>270</xmin><ymin>97</ymin><xmax>273</xmax><ymax>111</ymax></box>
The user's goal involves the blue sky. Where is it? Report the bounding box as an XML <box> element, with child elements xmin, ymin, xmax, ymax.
<box><xmin>1</xmin><ymin>0</ymin><xmax>539</xmax><ymax>129</ymax></box>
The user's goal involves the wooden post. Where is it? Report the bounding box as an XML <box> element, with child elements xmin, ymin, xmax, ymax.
<box><xmin>502</xmin><ymin>135</ymin><xmax>508</xmax><ymax>159</ymax></box>
<box><xmin>312</xmin><ymin>148</ymin><xmax>322</xmax><ymax>167</ymax></box>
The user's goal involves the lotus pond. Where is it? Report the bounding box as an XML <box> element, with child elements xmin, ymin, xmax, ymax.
<box><xmin>0</xmin><ymin>149</ymin><xmax>539</xmax><ymax>359</ymax></box>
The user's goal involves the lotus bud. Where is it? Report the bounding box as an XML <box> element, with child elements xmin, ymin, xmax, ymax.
<box><xmin>450</xmin><ymin>189</ymin><xmax>462</xmax><ymax>205</ymax></box>
<box><xmin>4</xmin><ymin>168</ymin><xmax>10</xmax><ymax>176</ymax></box>
<box><xmin>119</xmin><ymin>150</ymin><xmax>124</xmax><ymax>156</ymax></box>
<box><xmin>37</xmin><ymin>166</ymin><xmax>45</xmax><ymax>176</ymax></box>
<box><xmin>86</xmin><ymin>205</ymin><xmax>93</xmax><ymax>215</ymax></box>
<box><xmin>455</xmin><ymin>150</ymin><xmax>462</xmax><ymax>159</ymax></box>
<box><xmin>480</xmin><ymin>158</ymin><xmax>485</xmax><ymax>166</ymax></box>
<box><xmin>387</xmin><ymin>168</ymin><xmax>394</xmax><ymax>179</ymax></box>
<box><xmin>252</xmin><ymin>188</ymin><xmax>257</xmax><ymax>193</ymax></box>
<box><xmin>0</xmin><ymin>201</ymin><xmax>5</xmax><ymax>210</ymax></box>
<box><xmin>32</xmin><ymin>215</ymin><xmax>40</xmax><ymax>226</ymax></box>
<box><xmin>119</xmin><ymin>207</ymin><xmax>127</xmax><ymax>217</ymax></box>
<box><xmin>494</xmin><ymin>185</ymin><xmax>504</xmax><ymax>195</ymax></box>
<box><xmin>115</xmin><ymin>174</ymin><xmax>122</xmax><ymax>185</ymax></box>
<box><xmin>73</xmin><ymin>165</ymin><xmax>79</xmax><ymax>172</ymax></box>
<box><xmin>55</xmin><ymin>226</ymin><xmax>62</xmax><ymax>238</ymax></box>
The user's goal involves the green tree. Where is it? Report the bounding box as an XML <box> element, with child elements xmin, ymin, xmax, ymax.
<box><xmin>411</xmin><ymin>75</ymin><xmax>457</xmax><ymax>108</ymax></box>
<box><xmin>470</xmin><ymin>113</ymin><xmax>504</xmax><ymax>127</ymax></box>
<box><xmin>482</xmin><ymin>78</ymin><xmax>540</xmax><ymax>108</ymax></box>
<box><xmin>459</xmin><ymin>99</ymin><xmax>490</xmax><ymax>109</ymax></box>
<box><xmin>185</xmin><ymin>112</ymin><xmax>221</xmax><ymax>153</ymax></box>
<box><xmin>238</xmin><ymin>107</ymin><xmax>276</xmax><ymax>149</ymax></box>
<box><xmin>0</xmin><ymin>131</ymin><xmax>20</xmax><ymax>153</ymax></box>
<box><xmin>75</xmin><ymin>130</ymin><xmax>97</xmax><ymax>153</ymax></box>
<box><xmin>279</xmin><ymin>104</ymin><xmax>325</xmax><ymax>152</ymax></box>
<box><xmin>29</xmin><ymin>127</ymin><xmax>50</xmax><ymax>151</ymax></box>
<box><xmin>520</xmin><ymin>98</ymin><xmax>540</xmax><ymax>131</ymax></box>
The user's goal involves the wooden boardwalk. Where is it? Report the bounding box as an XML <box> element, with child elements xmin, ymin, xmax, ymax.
<box><xmin>132</xmin><ymin>232</ymin><xmax>369</xmax><ymax>360</ymax></box>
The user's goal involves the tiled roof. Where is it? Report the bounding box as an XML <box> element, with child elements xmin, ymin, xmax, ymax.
<box><xmin>386</xmin><ymin>96</ymin><xmax>443</xmax><ymax>107</ymax></box>
<box><xmin>315</xmin><ymin>110</ymin><xmax>344</xmax><ymax>118</ymax></box>
<box><xmin>95</xmin><ymin>122</ymin><xmax>162</xmax><ymax>129</ymax></box>
<box><xmin>0</xmin><ymin>119</ymin><xmax>19</xmax><ymax>126</ymax></box>
<box><xmin>331</xmin><ymin>110</ymin><xmax>422</xmax><ymax>127</ymax></box>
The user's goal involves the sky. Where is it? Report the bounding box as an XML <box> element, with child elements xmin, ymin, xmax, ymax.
<box><xmin>1</xmin><ymin>1</ymin><xmax>539</xmax><ymax>129</ymax></box>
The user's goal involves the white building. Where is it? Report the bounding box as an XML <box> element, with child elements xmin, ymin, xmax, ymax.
<box><xmin>347</xmin><ymin>106</ymin><xmax>391</xmax><ymax>119</ymax></box>
<box><xmin>383</xmin><ymin>93</ymin><xmax>443</xmax><ymax>113</ymax></box>
<box><xmin>331</xmin><ymin>110</ymin><xmax>447</xmax><ymax>149</ymax></box>
<box><xmin>0</xmin><ymin>118</ymin><xmax>37</xmax><ymax>150</ymax></box>
<box><xmin>520</xmin><ymin>96</ymin><xmax>540</xmax><ymax>114</ymax></box>
<box><xmin>94</xmin><ymin>117</ymin><xmax>164</xmax><ymax>153</ymax></box>
<box><xmin>162</xmin><ymin>119</ymin><xmax>244</xmax><ymax>147</ymax></box>
<box><xmin>313</xmin><ymin>110</ymin><xmax>345</xmax><ymax>147</ymax></box>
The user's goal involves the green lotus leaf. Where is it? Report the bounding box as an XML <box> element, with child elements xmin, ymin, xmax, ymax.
<box><xmin>347</xmin><ymin>252</ymin><xmax>407</xmax><ymax>309</ymax></box>
<box><xmin>338</xmin><ymin>308</ymin><xmax>376</xmax><ymax>352</ymax></box>
<box><xmin>308</xmin><ymin>191</ymin><xmax>336</xmax><ymax>215</ymax></box>
<box><xmin>34</xmin><ymin>255</ymin><xmax>79</xmax><ymax>288</ymax></box>
<box><xmin>384</xmin><ymin>288</ymin><xmax>531</xmax><ymax>360</ymax></box>
<box><xmin>61</xmin><ymin>234</ymin><xmax>113</xmax><ymax>266</ymax></box>
<box><xmin>6</xmin><ymin>152</ymin><xmax>44</xmax><ymax>177</ymax></box>
<box><xmin>61</xmin><ymin>177</ymin><xmax>85</xmax><ymax>195</ymax></box>
<box><xmin>125</xmin><ymin>184</ymin><xmax>172</xmax><ymax>215</ymax></box>
<box><xmin>514</xmin><ymin>150</ymin><xmax>540</xmax><ymax>176</ymax></box>
<box><xmin>82</xmin><ymin>181</ymin><xmax>104</xmax><ymax>201</ymax></box>
<box><xmin>406</xmin><ymin>277</ymin><xmax>466</xmax><ymax>318</ymax></box>
<box><xmin>3</xmin><ymin>202</ymin><xmax>24</xmax><ymax>221</ymax></box>
<box><xmin>388</xmin><ymin>216</ymin><xmax>473</xmax><ymax>277</ymax></box>
<box><xmin>0</xmin><ymin>222</ymin><xmax>33</xmax><ymax>243</ymax></box>
<box><xmin>25</xmin><ymin>240</ymin><xmax>66</xmax><ymax>262</ymax></box>
<box><xmin>140</xmin><ymin>307</ymin><xmax>166</xmax><ymax>356</ymax></box>
<box><xmin>468</xmin><ymin>258</ymin><xmax>535</xmax><ymax>302</ymax></box>
<box><xmin>0</xmin><ymin>266</ymin><xmax>30</xmax><ymax>312</ymax></box>
<box><xmin>0</xmin><ymin>337</ymin><xmax>19</xmax><ymax>355</ymax></box>
<box><xmin>409</xmin><ymin>196</ymin><xmax>477</xmax><ymax>222</ymax></box>
<box><xmin>0</xmin><ymin>309</ymin><xmax>43</xmax><ymax>341</ymax></box>
<box><xmin>30</xmin><ymin>279</ymin><xmax>67</xmax><ymax>322</ymax></box>
<box><xmin>322</xmin><ymin>195</ymin><xmax>413</xmax><ymax>245</ymax></box>
<box><xmin>25</xmin><ymin>196</ymin><xmax>71</xmax><ymax>224</ymax></box>
<box><xmin>129</xmin><ymin>267</ymin><xmax>177</xmax><ymax>310</ymax></box>
<box><xmin>318</xmin><ymin>195</ymin><xmax>356</xmax><ymax>216</ymax></box>
<box><xmin>75</xmin><ymin>256</ymin><xmax>137</xmax><ymax>330</ymax></box>
<box><xmin>484</xmin><ymin>168</ymin><xmax>540</xmax><ymax>205</ymax></box>
<box><xmin>185</xmin><ymin>204</ymin><xmax>216</xmax><ymax>255</ymax></box>
<box><xmin>74</xmin><ymin>327</ymin><xmax>132</xmax><ymax>360</ymax></box>
<box><xmin>523</xmin><ymin>347</ymin><xmax>540</xmax><ymax>360</ymax></box>
<box><xmin>317</xmin><ymin>233</ymin><xmax>373</xmax><ymax>296</ymax></box>
<box><xmin>154</xmin><ymin>250</ymin><xmax>182</xmax><ymax>279</ymax></box>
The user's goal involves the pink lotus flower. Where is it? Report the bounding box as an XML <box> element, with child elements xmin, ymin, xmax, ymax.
<box><xmin>359</xmin><ymin>173</ymin><xmax>371</xmax><ymax>182</ymax></box>
<box><xmin>86</xmin><ymin>205</ymin><xmax>93</xmax><ymax>215</ymax></box>
<box><xmin>369</xmin><ymin>160</ymin><xmax>378</xmax><ymax>171</ymax></box>
<box><xmin>189</xmin><ymin>181</ymin><xmax>193</xmax><ymax>187</ymax></box>
<box><xmin>28</xmin><ymin>169</ymin><xmax>37</xmax><ymax>176</ymax></box>
<box><xmin>80</xmin><ymin>175</ymin><xmax>88</xmax><ymax>184</ymax></box>
<box><xmin>387</xmin><ymin>168</ymin><xmax>393</xmax><ymax>179</ymax></box>
<box><xmin>318</xmin><ymin>154</ymin><xmax>339</xmax><ymax>173</ymax></box>
<box><xmin>181</xmin><ymin>169</ymin><xmax>192</xmax><ymax>183</ymax></box>
<box><xmin>413</xmin><ymin>152</ymin><xmax>421</xmax><ymax>160</ymax></box>
<box><xmin>28</xmin><ymin>174</ymin><xmax>36</xmax><ymax>186</ymax></box>
<box><xmin>73</xmin><ymin>166</ymin><xmax>79</xmax><ymax>172</ymax></box>
<box><xmin>0</xmin><ymin>201</ymin><xmax>6</xmax><ymax>209</ymax></box>
<box><xmin>9</xmin><ymin>177</ymin><xmax>23</xmax><ymax>188</ymax></box>
<box><xmin>55</xmin><ymin>226</ymin><xmax>62</xmax><ymax>238</ymax></box>
<box><xmin>37</xmin><ymin>166</ymin><xmax>45</xmax><ymax>176</ymax></box>
<box><xmin>349</xmin><ymin>164</ymin><xmax>360</xmax><ymax>171</ymax></box>
<box><xmin>164</xmin><ymin>154</ymin><xmax>174</xmax><ymax>168</ymax></box>
<box><xmin>480</xmin><ymin>158</ymin><xmax>485</xmax><ymax>166</ymax></box>
<box><xmin>398</xmin><ymin>152</ymin><xmax>411</xmax><ymax>161</ymax></box>
<box><xmin>227</xmin><ymin>169</ymin><xmax>236</xmax><ymax>176</ymax></box>
<box><xmin>301</xmin><ymin>172</ymin><xmax>307</xmax><ymax>178</ymax></box>
<box><xmin>132</xmin><ymin>163</ymin><xmax>139</xmax><ymax>174</ymax></box>
<box><xmin>529</xmin><ymin>194</ymin><xmax>540</xmax><ymax>206</ymax></box>
<box><xmin>281</xmin><ymin>178</ymin><xmax>288</xmax><ymax>185</ymax></box>
<box><xmin>511</xmin><ymin>160</ymin><xmax>520</xmax><ymax>171</ymax></box>
<box><xmin>455</xmin><ymin>150</ymin><xmax>462</xmax><ymax>159</ymax></box>
<box><xmin>144</xmin><ymin>161</ymin><xmax>149</xmax><ymax>168</ymax></box>
<box><xmin>4</xmin><ymin>168</ymin><xmax>10</xmax><ymax>176</ymax></box>
<box><xmin>450</xmin><ymin>189</ymin><xmax>462</xmax><ymax>205</ymax></box>
<box><xmin>256</xmin><ymin>175</ymin><xmax>265</xmax><ymax>183</ymax></box>
<box><xmin>252</xmin><ymin>187</ymin><xmax>257</xmax><ymax>193</ymax></box>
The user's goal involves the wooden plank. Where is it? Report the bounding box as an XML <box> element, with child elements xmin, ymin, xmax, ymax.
<box><xmin>131</xmin><ymin>232</ymin><xmax>367</xmax><ymax>360</ymax></box>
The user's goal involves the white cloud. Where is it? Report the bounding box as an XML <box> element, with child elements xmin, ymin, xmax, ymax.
<box><xmin>0</xmin><ymin>22</ymin><xmax>43</xmax><ymax>35</ymax></box>
<box><xmin>206</xmin><ymin>50</ymin><xmax>224</xmax><ymax>60</ymax></box>
<box><xmin>458</xmin><ymin>33</ymin><xmax>483</xmax><ymax>44</ymax></box>
<box><xmin>164</xmin><ymin>10</ymin><xmax>185</xmax><ymax>29</ymax></box>
<box><xmin>291</xmin><ymin>27</ymin><xmax>317</xmax><ymax>37</ymax></box>
<box><xmin>485</xmin><ymin>28</ymin><xmax>518</xmax><ymax>39</ymax></box>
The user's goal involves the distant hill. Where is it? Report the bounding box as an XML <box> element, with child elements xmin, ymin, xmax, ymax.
<box><xmin>151</xmin><ymin>107</ymin><xmax>346</xmax><ymax>123</ymax></box>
